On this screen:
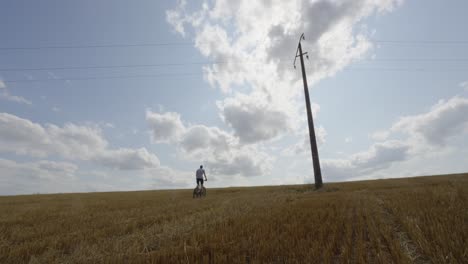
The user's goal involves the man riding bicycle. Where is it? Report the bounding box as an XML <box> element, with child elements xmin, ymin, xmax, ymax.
<box><xmin>196</xmin><ymin>165</ymin><xmax>208</xmax><ymax>187</ymax></box>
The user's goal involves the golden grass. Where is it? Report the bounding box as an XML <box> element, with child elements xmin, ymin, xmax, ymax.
<box><xmin>1</xmin><ymin>173</ymin><xmax>467</xmax><ymax>263</ymax></box>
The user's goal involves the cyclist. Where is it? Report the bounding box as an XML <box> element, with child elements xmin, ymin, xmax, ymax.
<box><xmin>196</xmin><ymin>165</ymin><xmax>207</xmax><ymax>187</ymax></box>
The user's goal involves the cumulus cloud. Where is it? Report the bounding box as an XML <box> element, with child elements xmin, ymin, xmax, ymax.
<box><xmin>96</xmin><ymin>165</ymin><xmax>192</xmax><ymax>191</ymax></box>
<box><xmin>218</xmin><ymin>93</ymin><xmax>291</xmax><ymax>143</ymax></box>
<box><xmin>267</xmin><ymin>1</ymin><xmax>376</xmax><ymax>77</ymax></box>
<box><xmin>283</xmin><ymin>125</ymin><xmax>327</xmax><ymax>156</ymax></box>
<box><xmin>460</xmin><ymin>81</ymin><xmax>468</xmax><ymax>91</ymax></box>
<box><xmin>180</xmin><ymin>125</ymin><xmax>232</xmax><ymax>154</ymax></box>
<box><xmin>95</xmin><ymin>148</ymin><xmax>160</xmax><ymax>170</ymax></box>
<box><xmin>3</xmin><ymin>159</ymin><xmax>77</xmax><ymax>179</ymax></box>
<box><xmin>370</xmin><ymin>130</ymin><xmax>390</xmax><ymax>141</ymax></box>
<box><xmin>322</xmin><ymin>140</ymin><xmax>410</xmax><ymax>180</ymax></box>
<box><xmin>146</xmin><ymin>168</ymin><xmax>192</xmax><ymax>189</ymax></box>
<box><xmin>164</xmin><ymin>0</ymin><xmax>408</xmax><ymax>186</ymax></box>
<box><xmin>0</xmin><ymin>158</ymin><xmax>78</xmax><ymax>195</ymax></box>
<box><xmin>146</xmin><ymin>110</ymin><xmax>186</xmax><ymax>143</ymax></box>
<box><xmin>0</xmin><ymin>112</ymin><xmax>51</xmax><ymax>157</ymax></box>
<box><xmin>0</xmin><ymin>80</ymin><xmax>32</xmax><ymax>105</ymax></box>
<box><xmin>167</xmin><ymin>0</ymin><xmax>403</xmax><ymax>86</ymax></box>
<box><xmin>146</xmin><ymin>109</ymin><xmax>272</xmax><ymax>177</ymax></box>
<box><xmin>0</xmin><ymin>113</ymin><xmax>160</xmax><ymax>170</ymax></box>
<box><xmin>180</xmin><ymin>124</ymin><xmax>272</xmax><ymax>177</ymax></box>
<box><xmin>205</xmin><ymin>146</ymin><xmax>272</xmax><ymax>176</ymax></box>
<box><xmin>323</xmin><ymin>95</ymin><xmax>468</xmax><ymax>181</ymax></box>
<box><xmin>166</xmin><ymin>0</ymin><xmax>404</xmax><ymax>145</ymax></box>
<box><xmin>0</xmin><ymin>158</ymin><xmax>191</xmax><ymax>195</ymax></box>
<box><xmin>350</xmin><ymin>140</ymin><xmax>410</xmax><ymax>171</ymax></box>
<box><xmin>387</xmin><ymin>96</ymin><xmax>468</xmax><ymax>147</ymax></box>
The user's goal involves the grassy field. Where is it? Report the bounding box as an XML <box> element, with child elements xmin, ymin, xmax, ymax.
<box><xmin>1</xmin><ymin>173</ymin><xmax>467</xmax><ymax>263</ymax></box>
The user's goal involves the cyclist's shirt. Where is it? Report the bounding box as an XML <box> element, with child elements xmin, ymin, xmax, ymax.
<box><xmin>196</xmin><ymin>168</ymin><xmax>205</xmax><ymax>179</ymax></box>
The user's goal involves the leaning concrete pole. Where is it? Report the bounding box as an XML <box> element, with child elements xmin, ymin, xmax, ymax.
<box><xmin>294</xmin><ymin>33</ymin><xmax>323</xmax><ymax>189</ymax></box>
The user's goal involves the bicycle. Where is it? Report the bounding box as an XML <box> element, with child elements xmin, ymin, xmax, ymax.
<box><xmin>193</xmin><ymin>181</ymin><xmax>207</xmax><ymax>198</ymax></box>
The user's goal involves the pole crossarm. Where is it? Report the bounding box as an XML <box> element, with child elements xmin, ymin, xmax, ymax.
<box><xmin>293</xmin><ymin>34</ymin><xmax>310</xmax><ymax>67</ymax></box>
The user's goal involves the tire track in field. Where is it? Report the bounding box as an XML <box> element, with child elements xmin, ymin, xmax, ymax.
<box><xmin>373</xmin><ymin>197</ymin><xmax>431</xmax><ymax>264</ymax></box>
<box><xmin>331</xmin><ymin>195</ymin><xmax>358</xmax><ymax>264</ymax></box>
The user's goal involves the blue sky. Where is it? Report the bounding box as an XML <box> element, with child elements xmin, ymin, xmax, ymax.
<box><xmin>1</xmin><ymin>0</ymin><xmax>468</xmax><ymax>195</ymax></box>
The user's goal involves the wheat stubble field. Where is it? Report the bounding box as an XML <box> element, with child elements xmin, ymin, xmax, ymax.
<box><xmin>1</xmin><ymin>174</ymin><xmax>467</xmax><ymax>263</ymax></box>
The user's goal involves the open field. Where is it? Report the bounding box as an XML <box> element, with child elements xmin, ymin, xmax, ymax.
<box><xmin>1</xmin><ymin>174</ymin><xmax>467</xmax><ymax>263</ymax></box>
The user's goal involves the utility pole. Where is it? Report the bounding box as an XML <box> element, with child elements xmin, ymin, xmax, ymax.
<box><xmin>294</xmin><ymin>33</ymin><xmax>323</xmax><ymax>189</ymax></box>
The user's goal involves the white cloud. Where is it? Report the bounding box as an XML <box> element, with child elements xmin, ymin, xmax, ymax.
<box><xmin>311</xmin><ymin>103</ymin><xmax>321</xmax><ymax>119</ymax></box>
<box><xmin>143</xmin><ymin>166</ymin><xmax>192</xmax><ymax>189</ymax></box>
<box><xmin>165</xmin><ymin>0</ymin><xmax>203</xmax><ymax>37</ymax></box>
<box><xmin>0</xmin><ymin>82</ymin><xmax>32</xmax><ymax>105</ymax></box>
<box><xmin>195</xmin><ymin>24</ymin><xmax>232</xmax><ymax>59</ymax></box>
<box><xmin>180</xmin><ymin>125</ymin><xmax>232</xmax><ymax>154</ymax></box>
<box><xmin>46</xmin><ymin>123</ymin><xmax>109</xmax><ymax>159</ymax></box>
<box><xmin>460</xmin><ymin>81</ymin><xmax>468</xmax><ymax>91</ymax></box>
<box><xmin>146</xmin><ymin>110</ymin><xmax>186</xmax><ymax>143</ymax></box>
<box><xmin>388</xmin><ymin>96</ymin><xmax>468</xmax><ymax>147</ymax></box>
<box><xmin>218</xmin><ymin>93</ymin><xmax>291</xmax><ymax>143</ymax></box>
<box><xmin>324</xmin><ymin>95</ymin><xmax>468</xmax><ymax>181</ymax></box>
<box><xmin>283</xmin><ymin>125</ymin><xmax>327</xmax><ymax>156</ymax></box>
<box><xmin>0</xmin><ymin>158</ymin><xmax>192</xmax><ymax>195</ymax></box>
<box><xmin>8</xmin><ymin>159</ymin><xmax>77</xmax><ymax>179</ymax></box>
<box><xmin>166</xmin><ymin>0</ymin><xmax>404</xmax><ymax>145</ymax></box>
<box><xmin>0</xmin><ymin>158</ymin><xmax>78</xmax><ymax>195</ymax></box>
<box><xmin>0</xmin><ymin>113</ymin><xmax>160</xmax><ymax>170</ymax></box>
<box><xmin>94</xmin><ymin>148</ymin><xmax>160</xmax><ymax>170</ymax></box>
<box><xmin>322</xmin><ymin>140</ymin><xmax>410</xmax><ymax>181</ymax></box>
<box><xmin>0</xmin><ymin>112</ymin><xmax>50</xmax><ymax>157</ymax></box>
<box><xmin>167</xmin><ymin>0</ymin><xmax>404</xmax><ymax>87</ymax></box>
<box><xmin>179</xmin><ymin>124</ymin><xmax>272</xmax><ymax>177</ymax></box>
<box><xmin>166</xmin><ymin>2</ymin><xmax>187</xmax><ymax>36</ymax></box>
<box><xmin>205</xmin><ymin>145</ymin><xmax>272</xmax><ymax>177</ymax></box>
<box><xmin>370</xmin><ymin>130</ymin><xmax>390</xmax><ymax>141</ymax></box>
<box><xmin>351</xmin><ymin>140</ymin><xmax>410</xmax><ymax>170</ymax></box>
<box><xmin>146</xmin><ymin>109</ymin><xmax>272</xmax><ymax>177</ymax></box>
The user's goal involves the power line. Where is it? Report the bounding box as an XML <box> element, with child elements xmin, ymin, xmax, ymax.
<box><xmin>0</xmin><ymin>60</ymin><xmax>274</xmax><ymax>72</ymax></box>
<box><xmin>3</xmin><ymin>67</ymin><xmax>467</xmax><ymax>84</ymax></box>
<box><xmin>345</xmin><ymin>67</ymin><xmax>468</xmax><ymax>72</ymax></box>
<box><xmin>374</xmin><ymin>40</ymin><xmax>468</xmax><ymax>45</ymax></box>
<box><xmin>0</xmin><ymin>42</ymin><xmax>193</xmax><ymax>51</ymax></box>
<box><xmin>1</xmin><ymin>39</ymin><xmax>468</xmax><ymax>51</ymax></box>
<box><xmin>2</xmin><ymin>72</ymin><xmax>203</xmax><ymax>83</ymax></box>
<box><xmin>1</xmin><ymin>58</ymin><xmax>467</xmax><ymax>72</ymax></box>
<box><xmin>359</xmin><ymin>58</ymin><xmax>468</xmax><ymax>62</ymax></box>
<box><xmin>0</xmin><ymin>38</ymin><xmax>267</xmax><ymax>51</ymax></box>
<box><xmin>0</xmin><ymin>62</ymin><xmax>214</xmax><ymax>72</ymax></box>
